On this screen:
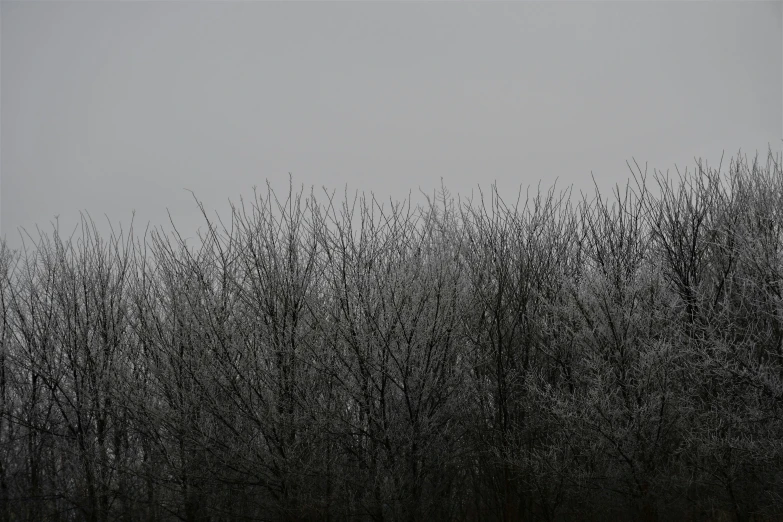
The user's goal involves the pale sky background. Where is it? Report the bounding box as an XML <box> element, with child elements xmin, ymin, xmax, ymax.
<box><xmin>2</xmin><ymin>1</ymin><xmax>781</xmax><ymax>250</ymax></box>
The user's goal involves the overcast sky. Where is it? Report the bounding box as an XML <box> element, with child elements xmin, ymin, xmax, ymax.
<box><xmin>2</xmin><ymin>1</ymin><xmax>781</xmax><ymax>250</ymax></box>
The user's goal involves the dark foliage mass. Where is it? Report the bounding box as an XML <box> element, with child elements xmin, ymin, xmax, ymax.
<box><xmin>2</xmin><ymin>151</ymin><xmax>783</xmax><ymax>521</ymax></box>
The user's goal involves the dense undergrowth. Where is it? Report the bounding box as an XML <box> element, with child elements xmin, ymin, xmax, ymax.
<box><xmin>1</xmin><ymin>150</ymin><xmax>783</xmax><ymax>521</ymax></box>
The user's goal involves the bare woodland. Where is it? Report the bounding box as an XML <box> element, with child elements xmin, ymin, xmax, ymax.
<box><xmin>1</xmin><ymin>151</ymin><xmax>783</xmax><ymax>521</ymax></box>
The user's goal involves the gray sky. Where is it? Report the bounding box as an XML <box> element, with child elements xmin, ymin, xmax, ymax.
<box><xmin>2</xmin><ymin>1</ymin><xmax>781</xmax><ymax>250</ymax></box>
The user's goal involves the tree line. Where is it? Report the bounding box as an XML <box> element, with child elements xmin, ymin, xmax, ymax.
<box><xmin>1</xmin><ymin>151</ymin><xmax>783</xmax><ymax>521</ymax></box>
